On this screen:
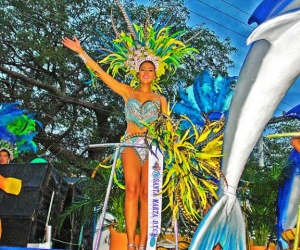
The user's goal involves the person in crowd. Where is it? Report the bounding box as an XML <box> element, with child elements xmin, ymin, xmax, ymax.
<box><xmin>0</xmin><ymin>148</ymin><xmax>13</xmax><ymax>165</ymax></box>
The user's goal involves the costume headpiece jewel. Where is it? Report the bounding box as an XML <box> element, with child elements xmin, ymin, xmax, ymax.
<box><xmin>126</xmin><ymin>43</ymin><xmax>159</xmax><ymax>72</ymax></box>
<box><xmin>92</xmin><ymin>0</ymin><xmax>198</xmax><ymax>91</ymax></box>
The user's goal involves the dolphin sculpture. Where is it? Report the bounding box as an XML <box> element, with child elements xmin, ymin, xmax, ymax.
<box><xmin>189</xmin><ymin>1</ymin><xmax>300</xmax><ymax>249</ymax></box>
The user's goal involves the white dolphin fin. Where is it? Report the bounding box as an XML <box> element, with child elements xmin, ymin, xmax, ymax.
<box><xmin>189</xmin><ymin>194</ymin><xmax>246</xmax><ymax>250</ymax></box>
<box><xmin>247</xmin><ymin>10</ymin><xmax>300</xmax><ymax>46</ymax></box>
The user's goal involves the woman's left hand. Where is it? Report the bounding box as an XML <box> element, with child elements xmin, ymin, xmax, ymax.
<box><xmin>62</xmin><ymin>36</ymin><xmax>83</xmax><ymax>54</ymax></box>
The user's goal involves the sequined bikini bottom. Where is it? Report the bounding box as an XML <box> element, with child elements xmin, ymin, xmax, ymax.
<box><xmin>120</xmin><ymin>133</ymin><xmax>153</xmax><ymax>165</ymax></box>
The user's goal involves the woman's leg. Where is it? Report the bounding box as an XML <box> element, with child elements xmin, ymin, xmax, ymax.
<box><xmin>122</xmin><ymin>149</ymin><xmax>142</xmax><ymax>249</ymax></box>
<box><xmin>138</xmin><ymin>160</ymin><xmax>148</xmax><ymax>248</ymax></box>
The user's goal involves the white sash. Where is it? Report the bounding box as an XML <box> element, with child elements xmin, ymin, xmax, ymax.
<box><xmin>146</xmin><ymin>146</ymin><xmax>163</xmax><ymax>249</ymax></box>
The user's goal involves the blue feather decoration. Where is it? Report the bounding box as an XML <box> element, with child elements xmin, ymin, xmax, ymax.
<box><xmin>0</xmin><ymin>102</ymin><xmax>42</xmax><ymax>158</ymax></box>
<box><xmin>222</xmin><ymin>91</ymin><xmax>234</xmax><ymax>113</ymax></box>
<box><xmin>177</xmin><ymin>82</ymin><xmax>194</xmax><ymax>108</ymax></box>
<box><xmin>194</xmin><ymin>72</ymin><xmax>213</xmax><ymax>112</ymax></box>
<box><xmin>172</xmin><ymin>103</ymin><xmax>204</xmax><ymax>127</ymax></box>
<box><xmin>215</xmin><ymin>76</ymin><xmax>237</xmax><ymax>112</ymax></box>
<box><xmin>0</xmin><ymin>128</ymin><xmax>16</xmax><ymax>143</ymax></box>
<box><xmin>186</xmin><ymin>86</ymin><xmax>201</xmax><ymax>111</ymax></box>
<box><xmin>173</xmin><ymin>69</ymin><xmax>236</xmax><ymax>129</ymax></box>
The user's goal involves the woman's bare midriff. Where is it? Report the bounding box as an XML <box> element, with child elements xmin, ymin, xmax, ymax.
<box><xmin>125</xmin><ymin>122</ymin><xmax>148</xmax><ymax>135</ymax></box>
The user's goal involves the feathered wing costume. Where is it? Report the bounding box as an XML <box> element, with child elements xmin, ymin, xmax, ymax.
<box><xmin>173</xmin><ymin>69</ymin><xmax>236</xmax><ymax>129</ymax></box>
<box><xmin>0</xmin><ymin>102</ymin><xmax>41</xmax><ymax>195</ymax></box>
<box><xmin>86</xmin><ymin>0</ymin><xmax>197</xmax><ymax>92</ymax></box>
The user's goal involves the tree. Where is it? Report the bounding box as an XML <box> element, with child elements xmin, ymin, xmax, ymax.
<box><xmin>0</xmin><ymin>0</ymin><xmax>237</xmax><ymax>176</ymax></box>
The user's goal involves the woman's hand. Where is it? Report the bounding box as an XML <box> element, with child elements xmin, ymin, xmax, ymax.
<box><xmin>62</xmin><ymin>36</ymin><xmax>83</xmax><ymax>54</ymax></box>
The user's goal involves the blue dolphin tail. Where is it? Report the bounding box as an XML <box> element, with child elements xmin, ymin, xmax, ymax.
<box><xmin>189</xmin><ymin>194</ymin><xmax>246</xmax><ymax>250</ymax></box>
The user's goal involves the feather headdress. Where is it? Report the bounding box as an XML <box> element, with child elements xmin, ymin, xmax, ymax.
<box><xmin>91</xmin><ymin>0</ymin><xmax>198</xmax><ymax>91</ymax></box>
<box><xmin>173</xmin><ymin>69</ymin><xmax>237</xmax><ymax>128</ymax></box>
<box><xmin>0</xmin><ymin>102</ymin><xmax>42</xmax><ymax>159</ymax></box>
<box><xmin>0</xmin><ymin>143</ymin><xmax>16</xmax><ymax>160</ymax></box>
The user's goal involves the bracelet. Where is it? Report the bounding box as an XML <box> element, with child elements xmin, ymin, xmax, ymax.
<box><xmin>78</xmin><ymin>54</ymin><xmax>87</xmax><ymax>64</ymax></box>
<box><xmin>121</xmin><ymin>132</ymin><xmax>155</xmax><ymax>142</ymax></box>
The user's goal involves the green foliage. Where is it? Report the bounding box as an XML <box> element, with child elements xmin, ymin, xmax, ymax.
<box><xmin>239</xmin><ymin>161</ymin><xmax>280</xmax><ymax>245</ymax></box>
<box><xmin>109</xmin><ymin>188</ymin><xmax>126</xmax><ymax>232</ymax></box>
<box><xmin>252</xmin><ymin>224</ymin><xmax>271</xmax><ymax>246</ymax></box>
<box><xmin>239</xmin><ymin>119</ymin><xmax>300</xmax><ymax>246</ymax></box>
<box><xmin>57</xmin><ymin>167</ymin><xmax>127</xmax><ymax>233</ymax></box>
<box><xmin>0</xmin><ymin>0</ymin><xmax>236</xmax><ymax>176</ymax></box>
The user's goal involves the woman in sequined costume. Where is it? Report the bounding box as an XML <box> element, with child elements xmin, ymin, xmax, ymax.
<box><xmin>62</xmin><ymin>36</ymin><xmax>167</xmax><ymax>250</ymax></box>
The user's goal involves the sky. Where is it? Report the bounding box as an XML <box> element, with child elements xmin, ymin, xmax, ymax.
<box><xmin>138</xmin><ymin>0</ymin><xmax>300</xmax><ymax>118</ymax></box>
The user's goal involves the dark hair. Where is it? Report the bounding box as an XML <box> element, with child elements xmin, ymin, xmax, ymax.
<box><xmin>0</xmin><ymin>149</ymin><xmax>11</xmax><ymax>158</ymax></box>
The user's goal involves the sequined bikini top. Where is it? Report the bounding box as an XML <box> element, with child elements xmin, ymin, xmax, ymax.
<box><xmin>125</xmin><ymin>98</ymin><xmax>161</xmax><ymax>128</ymax></box>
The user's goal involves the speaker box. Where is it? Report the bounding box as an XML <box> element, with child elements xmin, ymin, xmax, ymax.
<box><xmin>53</xmin><ymin>177</ymin><xmax>83</xmax><ymax>249</ymax></box>
<box><xmin>0</xmin><ymin>163</ymin><xmax>69</xmax><ymax>247</ymax></box>
<box><xmin>54</xmin><ymin>178</ymin><xmax>94</xmax><ymax>250</ymax></box>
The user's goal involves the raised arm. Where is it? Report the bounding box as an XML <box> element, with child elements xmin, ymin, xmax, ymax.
<box><xmin>62</xmin><ymin>36</ymin><xmax>131</xmax><ymax>100</ymax></box>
